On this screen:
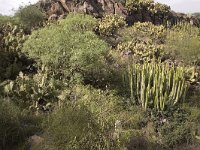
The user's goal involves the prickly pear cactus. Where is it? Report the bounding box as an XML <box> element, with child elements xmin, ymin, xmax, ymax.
<box><xmin>0</xmin><ymin>23</ymin><xmax>27</xmax><ymax>80</ymax></box>
<box><xmin>98</xmin><ymin>14</ymin><xmax>126</xmax><ymax>36</ymax></box>
<box><xmin>117</xmin><ymin>22</ymin><xmax>166</xmax><ymax>62</ymax></box>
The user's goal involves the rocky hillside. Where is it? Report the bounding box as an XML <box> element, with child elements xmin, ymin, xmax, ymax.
<box><xmin>38</xmin><ymin>0</ymin><xmax>200</xmax><ymax>27</ymax></box>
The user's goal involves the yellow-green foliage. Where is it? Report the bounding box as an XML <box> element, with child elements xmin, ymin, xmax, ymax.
<box><xmin>71</xmin><ymin>85</ymin><xmax>122</xmax><ymax>124</ymax></box>
<box><xmin>165</xmin><ymin>22</ymin><xmax>200</xmax><ymax>64</ymax></box>
<box><xmin>41</xmin><ymin>104</ymin><xmax>108</xmax><ymax>150</ymax></box>
<box><xmin>58</xmin><ymin>85</ymin><xmax>122</xmax><ymax>132</ymax></box>
<box><xmin>126</xmin><ymin>0</ymin><xmax>154</xmax><ymax>11</ymax></box>
<box><xmin>126</xmin><ymin>0</ymin><xmax>170</xmax><ymax>14</ymax></box>
<box><xmin>117</xmin><ymin>22</ymin><xmax>166</xmax><ymax>61</ymax></box>
<box><xmin>36</xmin><ymin>85</ymin><xmax>125</xmax><ymax>149</ymax></box>
<box><xmin>59</xmin><ymin>13</ymin><xmax>97</xmax><ymax>32</ymax></box>
<box><xmin>120</xmin><ymin>22</ymin><xmax>166</xmax><ymax>44</ymax></box>
<box><xmin>127</xmin><ymin>61</ymin><xmax>187</xmax><ymax>111</ymax></box>
<box><xmin>150</xmin><ymin>2</ymin><xmax>170</xmax><ymax>15</ymax></box>
<box><xmin>0</xmin><ymin>15</ymin><xmax>19</xmax><ymax>26</ymax></box>
<box><xmin>117</xmin><ymin>40</ymin><xmax>163</xmax><ymax>62</ymax></box>
<box><xmin>57</xmin><ymin>85</ymin><xmax>148</xmax><ymax>148</ymax></box>
<box><xmin>22</xmin><ymin>13</ymin><xmax>108</xmax><ymax>80</ymax></box>
<box><xmin>98</xmin><ymin>14</ymin><xmax>126</xmax><ymax>36</ymax></box>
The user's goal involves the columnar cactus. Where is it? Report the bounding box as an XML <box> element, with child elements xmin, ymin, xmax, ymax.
<box><xmin>127</xmin><ymin>61</ymin><xmax>187</xmax><ymax>111</ymax></box>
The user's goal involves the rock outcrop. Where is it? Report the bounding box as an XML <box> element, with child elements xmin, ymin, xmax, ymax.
<box><xmin>38</xmin><ymin>0</ymin><xmax>200</xmax><ymax>27</ymax></box>
<box><xmin>39</xmin><ymin>0</ymin><xmax>128</xmax><ymax>18</ymax></box>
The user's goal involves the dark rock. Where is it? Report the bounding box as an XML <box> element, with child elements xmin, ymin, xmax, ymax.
<box><xmin>38</xmin><ymin>0</ymin><xmax>200</xmax><ymax>27</ymax></box>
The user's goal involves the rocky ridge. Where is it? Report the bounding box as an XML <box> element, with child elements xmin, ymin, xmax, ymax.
<box><xmin>38</xmin><ymin>0</ymin><xmax>200</xmax><ymax>27</ymax></box>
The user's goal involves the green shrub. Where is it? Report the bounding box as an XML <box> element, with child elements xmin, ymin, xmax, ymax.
<box><xmin>0</xmin><ymin>99</ymin><xmax>23</xmax><ymax>149</ymax></box>
<box><xmin>0</xmin><ymin>15</ymin><xmax>19</xmax><ymax>26</ymax></box>
<box><xmin>59</xmin><ymin>13</ymin><xmax>97</xmax><ymax>32</ymax></box>
<box><xmin>70</xmin><ymin>84</ymin><xmax>122</xmax><ymax>124</ymax></box>
<box><xmin>164</xmin><ymin>22</ymin><xmax>200</xmax><ymax>65</ymax></box>
<box><xmin>68</xmin><ymin>85</ymin><xmax>149</xmax><ymax>148</ymax></box>
<box><xmin>22</xmin><ymin>13</ymin><xmax>108</xmax><ymax>82</ymax></box>
<box><xmin>38</xmin><ymin>104</ymin><xmax>119</xmax><ymax>149</ymax></box>
<box><xmin>0</xmin><ymin>98</ymin><xmax>42</xmax><ymax>149</ymax></box>
<box><xmin>15</xmin><ymin>4</ymin><xmax>45</xmax><ymax>30</ymax></box>
<box><xmin>161</xmin><ymin>122</ymin><xmax>192</xmax><ymax>148</ymax></box>
<box><xmin>157</xmin><ymin>109</ymin><xmax>192</xmax><ymax>148</ymax></box>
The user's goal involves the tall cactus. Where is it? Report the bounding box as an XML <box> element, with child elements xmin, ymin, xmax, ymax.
<box><xmin>127</xmin><ymin>61</ymin><xmax>188</xmax><ymax>111</ymax></box>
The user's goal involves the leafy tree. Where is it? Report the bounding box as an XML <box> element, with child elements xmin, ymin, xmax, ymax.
<box><xmin>15</xmin><ymin>4</ymin><xmax>45</xmax><ymax>30</ymax></box>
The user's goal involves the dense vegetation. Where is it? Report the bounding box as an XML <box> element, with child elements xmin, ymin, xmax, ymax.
<box><xmin>0</xmin><ymin>1</ymin><xmax>200</xmax><ymax>150</ymax></box>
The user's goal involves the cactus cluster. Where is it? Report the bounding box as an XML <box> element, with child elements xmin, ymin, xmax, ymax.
<box><xmin>3</xmin><ymin>67</ymin><xmax>64</xmax><ymax>110</ymax></box>
<box><xmin>117</xmin><ymin>40</ymin><xmax>163</xmax><ymax>62</ymax></box>
<box><xmin>98</xmin><ymin>14</ymin><xmax>126</xmax><ymax>36</ymax></box>
<box><xmin>126</xmin><ymin>0</ymin><xmax>154</xmax><ymax>11</ymax></box>
<box><xmin>150</xmin><ymin>3</ymin><xmax>170</xmax><ymax>15</ymax></box>
<box><xmin>126</xmin><ymin>0</ymin><xmax>170</xmax><ymax>15</ymax></box>
<box><xmin>126</xmin><ymin>61</ymin><xmax>187</xmax><ymax>111</ymax></box>
<box><xmin>1</xmin><ymin>23</ymin><xmax>26</xmax><ymax>52</ymax></box>
<box><xmin>122</xmin><ymin>22</ymin><xmax>166</xmax><ymax>44</ymax></box>
<box><xmin>117</xmin><ymin>22</ymin><xmax>166</xmax><ymax>61</ymax></box>
<box><xmin>0</xmin><ymin>23</ymin><xmax>27</xmax><ymax>80</ymax></box>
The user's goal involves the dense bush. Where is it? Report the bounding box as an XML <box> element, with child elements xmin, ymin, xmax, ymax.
<box><xmin>37</xmin><ymin>104</ymin><xmax>120</xmax><ymax>149</ymax></box>
<box><xmin>164</xmin><ymin>22</ymin><xmax>200</xmax><ymax>65</ymax></box>
<box><xmin>0</xmin><ymin>99</ymin><xmax>42</xmax><ymax>149</ymax></box>
<box><xmin>59</xmin><ymin>13</ymin><xmax>97</xmax><ymax>32</ymax></box>
<box><xmin>1</xmin><ymin>1</ymin><xmax>200</xmax><ymax>149</ymax></box>
<box><xmin>22</xmin><ymin>13</ymin><xmax>108</xmax><ymax>83</ymax></box>
<box><xmin>70</xmin><ymin>84</ymin><xmax>122</xmax><ymax>124</ymax></box>
<box><xmin>0</xmin><ymin>99</ymin><xmax>23</xmax><ymax>149</ymax></box>
<box><xmin>157</xmin><ymin>109</ymin><xmax>192</xmax><ymax>148</ymax></box>
<box><xmin>15</xmin><ymin>4</ymin><xmax>45</xmax><ymax>30</ymax></box>
<box><xmin>0</xmin><ymin>15</ymin><xmax>19</xmax><ymax>26</ymax></box>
